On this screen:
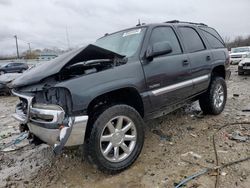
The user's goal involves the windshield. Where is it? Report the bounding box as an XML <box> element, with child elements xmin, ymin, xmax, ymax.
<box><xmin>232</xmin><ymin>47</ymin><xmax>250</xmax><ymax>53</ymax></box>
<box><xmin>95</xmin><ymin>28</ymin><xmax>146</xmax><ymax>57</ymax></box>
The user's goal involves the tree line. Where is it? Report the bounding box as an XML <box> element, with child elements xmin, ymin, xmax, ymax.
<box><xmin>225</xmin><ymin>35</ymin><xmax>250</xmax><ymax>50</ymax></box>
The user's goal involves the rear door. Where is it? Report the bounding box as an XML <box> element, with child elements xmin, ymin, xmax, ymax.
<box><xmin>142</xmin><ymin>26</ymin><xmax>193</xmax><ymax>110</ymax></box>
<box><xmin>6</xmin><ymin>63</ymin><xmax>15</xmax><ymax>73</ymax></box>
<box><xmin>177</xmin><ymin>26</ymin><xmax>211</xmax><ymax>94</ymax></box>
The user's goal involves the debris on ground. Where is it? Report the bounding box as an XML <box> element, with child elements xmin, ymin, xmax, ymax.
<box><xmin>228</xmin><ymin>131</ymin><xmax>248</xmax><ymax>142</ymax></box>
<box><xmin>242</xmin><ymin>109</ymin><xmax>250</xmax><ymax>112</ymax></box>
<box><xmin>151</xmin><ymin>129</ymin><xmax>172</xmax><ymax>141</ymax></box>
<box><xmin>181</xmin><ymin>151</ymin><xmax>202</xmax><ymax>159</ymax></box>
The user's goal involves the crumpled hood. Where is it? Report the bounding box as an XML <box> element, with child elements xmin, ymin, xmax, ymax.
<box><xmin>11</xmin><ymin>44</ymin><xmax>124</xmax><ymax>88</ymax></box>
<box><xmin>0</xmin><ymin>73</ymin><xmax>22</xmax><ymax>84</ymax></box>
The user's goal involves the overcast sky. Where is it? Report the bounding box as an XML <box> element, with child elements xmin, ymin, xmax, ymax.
<box><xmin>0</xmin><ymin>0</ymin><xmax>250</xmax><ymax>56</ymax></box>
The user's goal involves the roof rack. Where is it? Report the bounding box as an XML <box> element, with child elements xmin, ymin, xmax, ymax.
<box><xmin>165</xmin><ymin>20</ymin><xmax>208</xmax><ymax>26</ymax></box>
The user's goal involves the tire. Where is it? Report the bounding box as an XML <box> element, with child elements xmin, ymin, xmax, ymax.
<box><xmin>86</xmin><ymin>104</ymin><xmax>144</xmax><ymax>174</ymax></box>
<box><xmin>199</xmin><ymin>77</ymin><xmax>227</xmax><ymax>115</ymax></box>
<box><xmin>238</xmin><ymin>71</ymin><xmax>244</xmax><ymax>75</ymax></box>
<box><xmin>0</xmin><ymin>71</ymin><xmax>5</xmax><ymax>75</ymax></box>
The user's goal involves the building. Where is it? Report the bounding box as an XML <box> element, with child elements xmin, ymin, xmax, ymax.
<box><xmin>38</xmin><ymin>52</ymin><xmax>58</xmax><ymax>61</ymax></box>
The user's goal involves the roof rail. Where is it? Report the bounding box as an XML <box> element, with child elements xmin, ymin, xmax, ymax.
<box><xmin>165</xmin><ymin>20</ymin><xmax>208</xmax><ymax>26</ymax></box>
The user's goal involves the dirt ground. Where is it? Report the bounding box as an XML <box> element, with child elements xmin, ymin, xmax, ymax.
<box><xmin>0</xmin><ymin>65</ymin><xmax>249</xmax><ymax>188</ymax></box>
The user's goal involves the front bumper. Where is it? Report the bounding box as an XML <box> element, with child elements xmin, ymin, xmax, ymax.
<box><xmin>11</xmin><ymin>90</ymin><xmax>88</xmax><ymax>153</ymax></box>
<box><xmin>238</xmin><ymin>66</ymin><xmax>250</xmax><ymax>74</ymax></box>
<box><xmin>230</xmin><ymin>58</ymin><xmax>242</xmax><ymax>65</ymax></box>
<box><xmin>27</xmin><ymin>116</ymin><xmax>88</xmax><ymax>146</ymax></box>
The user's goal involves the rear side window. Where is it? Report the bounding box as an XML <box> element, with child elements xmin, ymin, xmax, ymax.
<box><xmin>200</xmin><ymin>27</ymin><xmax>225</xmax><ymax>49</ymax></box>
<box><xmin>150</xmin><ymin>27</ymin><xmax>182</xmax><ymax>55</ymax></box>
<box><xmin>179</xmin><ymin>27</ymin><xmax>205</xmax><ymax>53</ymax></box>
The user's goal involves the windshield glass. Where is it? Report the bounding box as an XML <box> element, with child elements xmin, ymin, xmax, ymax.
<box><xmin>95</xmin><ymin>28</ymin><xmax>146</xmax><ymax>57</ymax></box>
<box><xmin>232</xmin><ymin>47</ymin><xmax>250</xmax><ymax>53</ymax></box>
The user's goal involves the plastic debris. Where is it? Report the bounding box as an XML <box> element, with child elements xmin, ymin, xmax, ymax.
<box><xmin>181</xmin><ymin>151</ymin><xmax>202</xmax><ymax>159</ymax></box>
<box><xmin>228</xmin><ymin>131</ymin><xmax>248</xmax><ymax>142</ymax></box>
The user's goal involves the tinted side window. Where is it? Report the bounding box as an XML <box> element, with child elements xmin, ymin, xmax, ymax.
<box><xmin>200</xmin><ymin>27</ymin><xmax>225</xmax><ymax>49</ymax></box>
<box><xmin>179</xmin><ymin>27</ymin><xmax>205</xmax><ymax>53</ymax></box>
<box><xmin>150</xmin><ymin>27</ymin><xmax>182</xmax><ymax>55</ymax></box>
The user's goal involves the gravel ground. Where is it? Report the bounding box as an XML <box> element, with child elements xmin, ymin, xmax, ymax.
<box><xmin>0</xmin><ymin>65</ymin><xmax>249</xmax><ymax>188</ymax></box>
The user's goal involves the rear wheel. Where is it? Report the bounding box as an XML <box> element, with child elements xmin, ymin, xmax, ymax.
<box><xmin>199</xmin><ymin>77</ymin><xmax>227</xmax><ymax>115</ymax></box>
<box><xmin>86</xmin><ymin>105</ymin><xmax>144</xmax><ymax>174</ymax></box>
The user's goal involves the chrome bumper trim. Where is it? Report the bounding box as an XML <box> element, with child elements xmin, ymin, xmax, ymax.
<box><xmin>30</xmin><ymin>105</ymin><xmax>65</xmax><ymax>125</ymax></box>
<box><xmin>27</xmin><ymin>115</ymin><xmax>88</xmax><ymax>147</ymax></box>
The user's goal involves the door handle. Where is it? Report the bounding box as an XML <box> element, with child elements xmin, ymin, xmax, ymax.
<box><xmin>206</xmin><ymin>55</ymin><xmax>211</xmax><ymax>61</ymax></box>
<box><xmin>182</xmin><ymin>59</ymin><xmax>189</xmax><ymax>66</ymax></box>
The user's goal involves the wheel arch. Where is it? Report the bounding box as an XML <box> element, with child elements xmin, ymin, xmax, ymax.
<box><xmin>211</xmin><ymin>65</ymin><xmax>225</xmax><ymax>79</ymax></box>
<box><xmin>85</xmin><ymin>87</ymin><xmax>145</xmax><ymax>141</ymax></box>
<box><xmin>87</xmin><ymin>87</ymin><xmax>144</xmax><ymax>118</ymax></box>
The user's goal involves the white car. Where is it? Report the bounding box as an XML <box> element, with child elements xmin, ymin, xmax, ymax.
<box><xmin>238</xmin><ymin>53</ymin><xmax>250</xmax><ymax>75</ymax></box>
<box><xmin>230</xmin><ymin>46</ymin><xmax>250</xmax><ymax>65</ymax></box>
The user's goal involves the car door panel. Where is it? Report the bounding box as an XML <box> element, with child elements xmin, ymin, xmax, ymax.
<box><xmin>142</xmin><ymin>26</ymin><xmax>193</xmax><ymax>111</ymax></box>
<box><xmin>177</xmin><ymin>26</ymin><xmax>211</xmax><ymax>95</ymax></box>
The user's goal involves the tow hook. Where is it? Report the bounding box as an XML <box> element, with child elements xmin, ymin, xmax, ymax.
<box><xmin>53</xmin><ymin>117</ymin><xmax>74</xmax><ymax>155</ymax></box>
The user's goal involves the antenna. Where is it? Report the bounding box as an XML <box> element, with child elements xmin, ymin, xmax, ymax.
<box><xmin>136</xmin><ymin>19</ymin><xmax>141</xmax><ymax>26</ymax></box>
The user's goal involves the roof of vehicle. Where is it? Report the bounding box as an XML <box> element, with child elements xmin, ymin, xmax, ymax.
<box><xmin>100</xmin><ymin>20</ymin><xmax>210</xmax><ymax>39</ymax></box>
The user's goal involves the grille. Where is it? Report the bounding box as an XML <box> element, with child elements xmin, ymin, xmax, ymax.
<box><xmin>16</xmin><ymin>98</ymin><xmax>28</xmax><ymax>116</ymax></box>
<box><xmin>231</xmin><ymin>55</ymin><xmax>242</xmax><ymax>58</ymax></box>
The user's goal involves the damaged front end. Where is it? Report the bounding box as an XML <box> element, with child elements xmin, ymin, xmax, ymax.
<box><xmin>12</xmin><ymin>88</ymin><xmax>88</xmax><ymax>155</ymax></box>
<box><xmin>11</xmin><ymin>44</ymin><xmax>126</xmax><ymax>154</ymax></box>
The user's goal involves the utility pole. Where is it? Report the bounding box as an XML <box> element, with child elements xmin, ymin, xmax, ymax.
<box><xmin>14</xmin><ymin>35</ymin><xmax>19</xmax><ymax>59</ymax></box>
<box><xmin>28</xmin><ymin>43</ymin><xmax>31</xmax><ymax>53</ymax></box>
<box><xmin>66</xmin><ymin>26</ymin><xmax>70</xmax><ymax>50</ymax></box>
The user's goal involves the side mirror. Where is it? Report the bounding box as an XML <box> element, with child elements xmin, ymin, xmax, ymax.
<box><xmin>146</xmin><ymin>42</ymin><xmax>172</xmax><ymax>59</ymax></box>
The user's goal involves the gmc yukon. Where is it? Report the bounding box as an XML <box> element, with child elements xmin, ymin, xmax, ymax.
<box><xmin>11</xmin><ymin>20</ymin><xmax>230</xmax><ymax>173</ymax></box>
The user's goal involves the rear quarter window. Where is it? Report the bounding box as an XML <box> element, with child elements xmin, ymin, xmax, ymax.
<box><xmin>200</xmin><ymin>27</ymin><xmax>225</xmax><ymax>49</ymax></box>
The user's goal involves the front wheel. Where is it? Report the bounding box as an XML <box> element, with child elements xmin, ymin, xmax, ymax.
<box><xmin>199</xmin><ymin>77</ymin><xmax>227</xmax><ymax>115</ymax></box>
<box><xmin>86</xmin><ymin>105</ymin><xmax>144</xmax><ymax>174</ymax></box>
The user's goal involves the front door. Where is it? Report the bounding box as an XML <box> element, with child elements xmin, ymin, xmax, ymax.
<box><xmin>142</xmin><ymin>26</ymin><xmax>193</xmax><ymax>111</ymax></box>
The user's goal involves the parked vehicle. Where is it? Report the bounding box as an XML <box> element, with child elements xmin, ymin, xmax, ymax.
<box><xmin>11</xmin><ymin>20</ymin><xmax>230</xmax><ymax>173</ymax></box>
<box><xmin>0</xmin><ymin>62</ymin><xmax>29</xmax><ymax>75</ymax></box>
<box><xmin>238</xmin><ymin>53</ymin><xmax>250</xmax><ymax>75</ymax></box>
<box><xmin>0</xmin><ymin>73</ymin><xmax>21</xmax><ymax>95</ymax></box>
<box><xmin>230</xmin><ymin>46</ymin><xmax>250</xmax><ymax>65</ymax></box>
